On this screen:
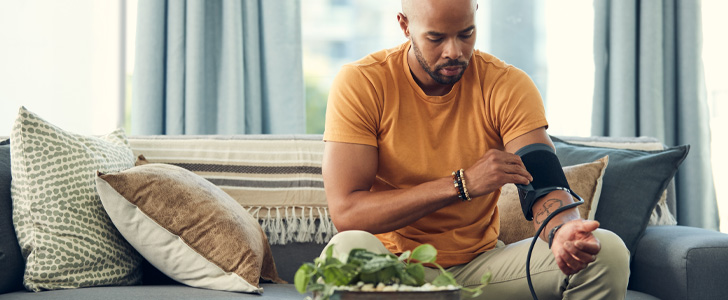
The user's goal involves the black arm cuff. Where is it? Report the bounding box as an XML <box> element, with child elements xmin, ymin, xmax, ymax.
<box><xmin>515</xmin><ymin>143</ymin><xmax>571</xmax><ymax>221</ymax></box>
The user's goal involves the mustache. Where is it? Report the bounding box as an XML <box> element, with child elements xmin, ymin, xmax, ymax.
<box><xmin>435</xmin><ymin>59</ymin><xmax>468</xmax><ymax>70</ymax></box>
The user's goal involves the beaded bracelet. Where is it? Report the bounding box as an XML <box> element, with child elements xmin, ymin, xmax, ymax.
<box><xmin>452</xmin><ymin>170</ymin><xmax>465</xmax><ymax>201</ymax></box>
<box><xmin>451</xmin><ymin>169</ymin><xmax>472</xmax><ymax>202</ymax></box>
<box><xmin>459</xmin><ymin>169</ymin><xmax>472</xmax><ymax>201</ymax></box>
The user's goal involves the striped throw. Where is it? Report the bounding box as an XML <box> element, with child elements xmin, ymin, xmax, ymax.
<box><xmin>128</xmin><ymin>135</ymin><xmax>336</xmax><ymax>245</ymax></box>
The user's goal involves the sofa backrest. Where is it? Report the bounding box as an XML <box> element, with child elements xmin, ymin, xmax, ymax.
<box><xmin>0</xmin><ymin>134</ymin><xmax>681</xmax><ymax>283</ymax></box>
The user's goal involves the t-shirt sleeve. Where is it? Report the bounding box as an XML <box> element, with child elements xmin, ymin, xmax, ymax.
<box><xmin>488</xmin><ymin>66</ymin><xmax>549</xmax><ymax>146</ymax></box>
<box><xmin>323</xmin><ymin>64</ymin><xmax>381</xmax><ymax>147</ymax></box>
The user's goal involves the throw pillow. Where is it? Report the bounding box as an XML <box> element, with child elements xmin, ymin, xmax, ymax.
<box><xmin>551</xmin><ymin>136</ymin><xmax>689</xmax><ymax>256</ymax></box>
<box><xmin>9</xmin><ymin>107</ymin><xmax>141</xmax><ymax>291</ymax></box>
<box><xmin>498</xmin><ymin>156</ymin><xmax>609</xmax><ymax>245</ymax></box>
<box><xmin>559</xmin><ymin>137</ymin><xmax>678</xmax><ymax>226</ymax></box>
<box><xmin>95</xmin><ymin>158</ymin><xmax>285</xmax><ymax>293</ymax></box>
<box><xmin>0</xmin><ymin>141</ymin><xmax>25</xmax><ymax>293</ymax></box>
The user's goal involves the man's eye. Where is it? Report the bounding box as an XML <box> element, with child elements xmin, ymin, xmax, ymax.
<box><xmin>428</xmin><ymin>37</ymin><xmax>443</xmax><ymax>42</ymax></box>
<box><xmin>460</xmin><ymin>33</ymin><xmax>473</xmax><ymax>39</ymax></box>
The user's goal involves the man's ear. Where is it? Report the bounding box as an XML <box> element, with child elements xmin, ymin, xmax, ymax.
<box><xmin>397</xmin><ymin>13</ymin><xmax>410</xmax><ymax>38</ymax></box>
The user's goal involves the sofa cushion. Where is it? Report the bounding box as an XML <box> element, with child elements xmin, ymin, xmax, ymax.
<box><xmin>498</xmin><ymin>156</ymin><xmax>608</xmax><ymax>244</ymax></box>
<box><xmin>0</xmin><ymin>140</ymin><xmax>25</xmax><ymax>293</ymax></box>
<box><xmin>9</xmin><ymin>107</ymin><xmax>142</xmax><ymax>291</ymax></box>
<box><xmin>95</xmin><ymin>158</ymin><xmax>284</xmax><ymax>293</ymax></box>
<box><xmin>551</xmin><ymin>136</ymin><xmax>689</xmax><ymax>256</ymax></box>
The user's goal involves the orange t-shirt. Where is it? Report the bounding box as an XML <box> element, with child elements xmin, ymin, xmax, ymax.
<box><xmin>323</xmin><ymin>41</ymin><xmax>548</xmax><ymax>267</ymax></box>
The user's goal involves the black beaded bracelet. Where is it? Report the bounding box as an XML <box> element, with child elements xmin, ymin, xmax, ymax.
<box><xmin>451</xmin><ymin>169</ymin><xmax>471</xmax><ymax>202</ymax></box>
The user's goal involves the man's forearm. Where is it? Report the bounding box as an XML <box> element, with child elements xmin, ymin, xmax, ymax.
<box><xmin>532</xmin><ymin>190</ymin><xmax>581</xmax><ymax>241</ymax></box>
<box><xmin>328</xmin><ymin>176</ymin><xmax>460</xmax><ymax>234</ymax></box>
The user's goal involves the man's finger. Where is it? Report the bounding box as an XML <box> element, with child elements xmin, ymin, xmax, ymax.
<box><xmin>559</xmin><ymin>243</ymin><xmax>585</xmax><ymax>271</ymax></box>
<box><xmin>576</xmin><ymin>220</ymin><xmax>600</xmax><ymax>233</ymax></box>
<box><xmin>565</xmin><ymin>241</ymin><xmax>597</xmax><ymax>263</ymax></box>
<box><xmin>574</xmin><ymin>240</ymin><xmax>601</xmax><ymax>255</ymax></box>
<box><xmin>556</xmin><ymin>257</ymin><xmax>578</xmax><ymax>275</ymax></box>
<box><xmin>508</xmin><ymin>173</ymin><xmax>531</xmax><ymax>186</ymax></box>
<box><xmin>503</xmin><ymin>163</ymin><xmax>533</xmax><ymax>182</ymax></box>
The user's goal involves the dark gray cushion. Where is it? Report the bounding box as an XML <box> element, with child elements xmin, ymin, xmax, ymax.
<box><xmin>551</xmin><ymin>136</ymin><xmax>689</xmax><ymax>256</ymax></box>
<box><xmin>0</xmin><ymin>141</ymin><xmax>25</xmax><ymax>293</ymax></box>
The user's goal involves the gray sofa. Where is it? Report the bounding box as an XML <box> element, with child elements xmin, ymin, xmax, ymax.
<box><xmin>1</xmin><ymin>135</ymin><xmax>727</xmax><ymax>300</ymax></box>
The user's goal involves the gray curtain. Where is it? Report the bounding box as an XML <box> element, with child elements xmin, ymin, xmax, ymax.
<box><xmin>132</xmin><ymin>0</ymin><xmax>304</xmax><ymax>135</ymax></box>
<box><xmin>593</xmin><ymin>0</ymin><xmax>718</xmax><ymax>229</ymax></box>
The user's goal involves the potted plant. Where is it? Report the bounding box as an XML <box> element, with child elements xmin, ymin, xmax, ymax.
<box><xmin>295</xmin><ymin>244</ymin><xmax>490</xmax><ymax>300</ymax></box>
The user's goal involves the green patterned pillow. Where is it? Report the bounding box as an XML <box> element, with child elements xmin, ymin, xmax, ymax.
<box><xmin>9</xmin><ymin>107</ymin><xmax>141</xmax><ymax>291</ymax></box>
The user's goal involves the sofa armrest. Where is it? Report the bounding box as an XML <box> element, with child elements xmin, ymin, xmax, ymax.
<box><xmin>629</xmin><ymin>225</ymin><xmax>728</xmax><ymax>300</ymax></box>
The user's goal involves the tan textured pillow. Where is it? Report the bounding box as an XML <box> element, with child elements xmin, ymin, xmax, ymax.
<box><xmin>497</xmin><ymin>156</ymin><xmax>609</xmax><ymax>245</ymax></box>
<box><xmin>95</xmin><ymin>159</ymin><xmax>284</xmax><ymax>293</ymax></box>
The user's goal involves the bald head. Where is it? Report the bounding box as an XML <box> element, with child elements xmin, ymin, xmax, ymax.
<box><xmin>401</xmin><ymin>0</ymin><xmax>477</xmax><ymax>25</ymax></box>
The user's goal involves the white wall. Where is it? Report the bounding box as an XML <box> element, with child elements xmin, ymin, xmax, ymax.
<box><xmin>0</xmin><ymin>0</ymin><xmax>123</xmax><ymax>136</ymax></box>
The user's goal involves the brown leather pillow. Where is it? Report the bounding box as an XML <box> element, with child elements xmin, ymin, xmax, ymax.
<box><xmin>96</xmin><ymin>157</ymin><xmax>284</xmax><ymax>293</ymax></box>
<box><xmin>497</xmin><ymin>156</ymin><xmax>609</xmax><ymax>244</ymax></box>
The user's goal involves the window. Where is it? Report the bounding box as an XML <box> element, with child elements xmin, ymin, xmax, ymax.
<box><xmin>702</xmin><ymin>0</ymin><xmax>728</xmax><ymax>232</ymax></box>
<box><xmin>0</xmin><ymin>0</ymin><xmax>128</xmax><ymax>136</ymax></box>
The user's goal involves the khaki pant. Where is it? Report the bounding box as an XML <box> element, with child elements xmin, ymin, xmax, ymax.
<box><xmin>321</xmin><ymin>229</ymin><xmax>630</xmax><ymax>300</ymax></box>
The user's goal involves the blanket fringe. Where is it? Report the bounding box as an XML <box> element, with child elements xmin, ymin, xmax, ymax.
<box><xmin>649</xmin><ymin>199</ymin><xmax>677</xmax><ymax>226</ymax></box>
<box><xmin>246</xmin><ymin>206</ymin><xmax>338</xmax><ymax>245</ymax></box>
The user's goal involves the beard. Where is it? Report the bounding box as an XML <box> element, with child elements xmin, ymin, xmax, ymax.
<box><xmin>412</xmin><ymin>39</ymin><xmax>469</xmax><ymax>85</ymax></box>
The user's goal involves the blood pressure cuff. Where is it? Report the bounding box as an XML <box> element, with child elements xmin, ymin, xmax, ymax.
<box><xmin>514</xmin><ymin>143</ymin><xmax>571</xmax><ymax>221</ymax></box>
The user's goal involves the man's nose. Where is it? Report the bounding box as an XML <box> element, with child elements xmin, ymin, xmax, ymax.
<box><xmin>442</xmin><ymin>38</ymin><xmax>463</xmax><ymax>60</ymax></box>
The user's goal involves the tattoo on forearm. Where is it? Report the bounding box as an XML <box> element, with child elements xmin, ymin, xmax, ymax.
<box><xmin>534</xmin><ymin>198</ymin><xmax>564</xmax><ymax>226</ymax></box>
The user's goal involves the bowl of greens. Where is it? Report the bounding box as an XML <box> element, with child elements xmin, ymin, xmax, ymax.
<box><xmin>294</xmin><ymin>244</ymin><xmax>490</xmax><ymax>300</ymax></box>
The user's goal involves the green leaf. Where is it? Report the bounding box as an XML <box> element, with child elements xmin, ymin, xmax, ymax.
<box><xmin>375</xmin><ymin>265</ymin><xmax>399</xmax><ymax>284</ymax></box>
<box><xmin>398</xmin><ymin>250</ymin><xmax>411</xmax><ymax>262</ymax></box>
<box><xmin>308</xmin><ymin>283</ymin><xmax>326</xmax><ymax>293</ymax></box>
<box><xmin>432</xmin><ymin>271</ymin><xmax>457</xmax><ymax>287</ymax></box>
<box><xmin>460</xmin><ymin>272</ymin><xmax>491</xmax><ymax>298</ymax></box>
<box><xmin>324</xmin><ymin>256</ymin><xmax>343</xmax><ymax>268</ymax></box>
<box><xmin>325</xmin><ymin>244</ymin><xmax>335</xmax><ymax>259</ymax></box>
<box><xmin>340</xmin><ymin>263</ymin><xmax>360</xmax><ymax>285</ymax></box>
<box><xmin>404</xmin><ymin>263</ymin><xmax>425</xmax><ymax>286</ymax></box>
<box><xmin>360</xmin><ymin>255</ymin><xmax>399</xmax><ymax>273</ymax></box>
<box><xmin>480</xmin><ymin>272</ymin><xmax>492</xmax><ymax>285</ymax></box>
<box><xmin>411</xmin><ymin>244</ymin><xmax>437</xmax><ymax>263</ymax></box>
<box><xmin>359</xmin><ymin>271</ymin><xmax>378</xmax><ymax>284</ymax></box>
<box><xmin>347</xmin><ymin>248</ymin><xmax>378</xmax><ymax>264</ymax></box>
<box><xmin>294</xmin><ymin>263</ymin><xmax>316</xmax><ymax>293</ymax></box>
<box><xmin>322</xmin><ymin>266</ymin><xmax>345</xmax><ymax>285</ymax></box>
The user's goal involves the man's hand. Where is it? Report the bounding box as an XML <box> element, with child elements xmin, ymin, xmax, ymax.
<box><xmin>463</xmin><ymin>149</ymin><xmax>533</xmax><ymax>198</ymax></box>
<box><xmin>550</xmin><ymin>219</ymin><xmax>601</xmax><ymax>275</ymax></box>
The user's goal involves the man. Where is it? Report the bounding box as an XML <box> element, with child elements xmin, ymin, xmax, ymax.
<box><xmin>321</xmin><ymin>0</ymin><xmax>630</xmax><ymax>299</ymax></box>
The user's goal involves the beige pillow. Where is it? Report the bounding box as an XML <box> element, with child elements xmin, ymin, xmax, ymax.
<box><xmin>497</xmin><ymin>156</ymin><xmax>609</xmax><ymax>245</ymax></box>
<box><xmin>95</xmin><ymin>158</ymin><xmax>284</xmax><ymax>293</ymax></box>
